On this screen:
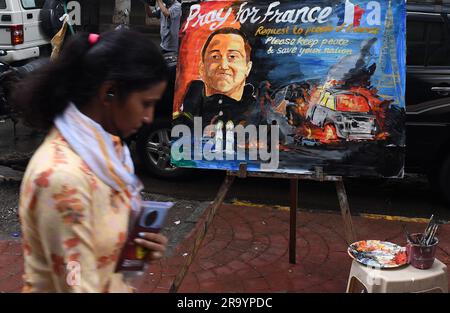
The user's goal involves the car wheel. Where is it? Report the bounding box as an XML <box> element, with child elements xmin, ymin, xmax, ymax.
<box><xmin>438</xmin><ymin>154</ymin><xmax>450</xmax><ymax>205</ymax></box>
<box><xmin>137</xmin><ymin>121</ymin><xmax>189</xmax><ymax>179</ymax></box>
<box><xmin>40</xmin><ymin>0</ymin><xmax>65</xmax><ymax>39</ymax></box>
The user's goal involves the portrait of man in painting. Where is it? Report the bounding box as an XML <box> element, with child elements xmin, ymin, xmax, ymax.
<box><xmin>178</xmin><ymin>27</ymin><xmax>263</xmax><ymax>128</ymax></box>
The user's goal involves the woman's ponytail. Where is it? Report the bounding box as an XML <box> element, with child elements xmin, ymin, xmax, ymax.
<box><xmin>12</xmin><ymin>33</ymin><xmax>92</xmax><ymax>130</ymax></box>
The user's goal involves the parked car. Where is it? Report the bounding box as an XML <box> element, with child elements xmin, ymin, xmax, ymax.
<box><xmin>0</xmin><ymin>0</ymin><xmax>91</xmax><ymax>65</ymax></box>
<box><xmin>0</xmin><ymin>0</ymin><xmax>51</xmax><ymax>64</ymax></box>
<box><xmin>404</xmin><ymin>3</ymin><xmax>450</xmax><ymax>204</ymax></box>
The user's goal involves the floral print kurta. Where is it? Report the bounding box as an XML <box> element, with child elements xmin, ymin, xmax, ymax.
<box><xmin>19</xmin><ymin>128</ymin><xmax>133</xmax><ymax>292</ymax></box>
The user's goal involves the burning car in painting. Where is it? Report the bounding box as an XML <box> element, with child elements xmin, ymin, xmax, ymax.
<box><xmin>268</xmin><ymin>79</ymin><xmax>391</xmax><ymax>145</ymax></box>
<box><xmin>305</xmin><ymin>88</ymin><xmax>380</xmax><ymax>142</ymax></box>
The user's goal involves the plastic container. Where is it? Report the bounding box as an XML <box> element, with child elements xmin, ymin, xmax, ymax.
<box><xmin>406</xmin><ymin>233</ymin><xmax>438</xmax><ymax>270</ymax></box>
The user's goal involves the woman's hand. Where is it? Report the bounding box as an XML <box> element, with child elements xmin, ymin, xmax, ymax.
<box><xmin>134</xmin><ymin>232</ymin><xmax>168</xmax><ymax>261</ymax></box>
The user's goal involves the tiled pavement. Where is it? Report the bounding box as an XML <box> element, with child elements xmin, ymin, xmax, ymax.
<box><xmin>1</xmin><ymin>204</ymin><xmax>449</xmax><ymax>293</ymax></box>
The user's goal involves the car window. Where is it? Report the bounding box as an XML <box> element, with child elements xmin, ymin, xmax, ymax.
<box><xmin>21</xmin><ymin>0</ymin><xmax>45</xmax><ymax>9</ymax></box>
<box><xmin>426</xmin><ymin>20</ymin><xmax>450</xmax><ymax>66</ymax></box>
<box><xmin>407</xmin><ymin>19</ymin><xmax>427</xmax><ymax>66</ymax></box>
<box><xmin>336</xmin><ymin>95</ymin><xmax>370</xmax><ymax>113</ymax></box>
<box><xmin>319</xmin><ymin>91</ymin><xmax>335</xmax><ymax>110</ymax></box>
<box><xmin>0</xmin><ymin>0</ymin><xmax>6</xmax><ymax>9</ymax></box>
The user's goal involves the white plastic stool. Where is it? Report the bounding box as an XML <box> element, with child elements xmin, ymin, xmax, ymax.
<box><xmin>346</xmin><ymin>259</ymin><xmax>448</xmax><ymax>293</ymax></box>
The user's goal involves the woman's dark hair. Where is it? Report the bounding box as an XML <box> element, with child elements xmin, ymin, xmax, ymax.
<box><xmin>13</xmin><ymin>29</ymin><xmax>169</xmax><ymax>130</ymax></box>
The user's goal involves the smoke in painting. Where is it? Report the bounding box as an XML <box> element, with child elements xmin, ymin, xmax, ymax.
<box><xmin>171</xmin><ymin>0</ymin><xmax>406</xmax><ymax>177</ymax></box>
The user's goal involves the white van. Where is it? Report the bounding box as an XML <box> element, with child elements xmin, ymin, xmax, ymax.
<box><xmin>0</xmin><ymin>0</ymin><xmax>50</xmax><ymax>63</ymax></box>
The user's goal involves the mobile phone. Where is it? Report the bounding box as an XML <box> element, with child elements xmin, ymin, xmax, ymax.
<box><xmin>115</xmin><ymin>201</ymin><xmax>173</xmax><ymax>273</ymax></box>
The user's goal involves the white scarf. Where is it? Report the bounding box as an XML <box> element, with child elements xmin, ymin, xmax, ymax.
<box><xmin>54</xmin><ymin>103</ymin><xmax>143</xmax><ymax>212</ymax></box>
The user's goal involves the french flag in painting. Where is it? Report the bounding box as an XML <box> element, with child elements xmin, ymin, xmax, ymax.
<box><xmin>337</xmin><ymin>0</ymin><xmax>366</xmax><ymax>27</ymax></box>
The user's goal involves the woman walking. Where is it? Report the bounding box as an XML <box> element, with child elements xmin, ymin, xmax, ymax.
<box><xmin>14</xmin><ymin>29</ymin><xmax>169</xmax><ymax>292</ymax></box>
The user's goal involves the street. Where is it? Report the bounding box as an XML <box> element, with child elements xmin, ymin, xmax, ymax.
<box><xmin>1</xmin><ymin>119</ymin><xmax>448</xmax><ymax>244</ymax></box>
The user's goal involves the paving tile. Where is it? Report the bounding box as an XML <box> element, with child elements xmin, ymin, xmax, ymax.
<box><xmin>238</xmin><ymin>251</ymin><xmax>259</xmax><ymax>262</ymax></box>
<box><xmin>233</xmin><ymin>232</ymin><xmax>254</xmax><ymax>241</ymax></box>
<box><xmin>0</xmin><ymin>277</ymin><xmax>13</xmax><ymax>292</ymax></box>
<box><xmin>176</xmin><ymin>273</ymin><xmax>199</xmax><ymax>293</ymax></box>
<box><xmin>157</xmin><ymin>264</ymin><xmax>181</xmax><ymax>277</ymax></box>
<box><xmin>195</xmin><ymin>269</ymin><xmax>217</xmax><ymax>281</ymax></box>
<box><xmin>242</xmin><ymin>277</ymin><xmax>270</xmax><ymax>292</ymax></box>
<box><xmin>208</xmin><ymin>249</ymin><xmax>242</xmax><ymax>266</ymax></box>
<box><xmin>265</xmin><ymin>272</ymin><xmax>291</xmax><ymax>292</ymax></box>
<box><xmin>0</xmin><ymin>241</ymin><xmax>9</xmax><ymax>254</ymax></box>
<box><xmin>227</xmin><ymin>260</ymin><xmax>250</xmax><ymax>271</ymax></box>
<box><xmin>153</xmin><ymin>287</ymin><xmax>170</xmax><ymax>293</ymax></box>
<box><xmin>177</xmin><ymin>280</ymin><xmax>200</xmax><ymax>293</ymax></box>
<box><xmin>229</xmin><ymin>239</ymin><xmax>252</xmax><ymax>252</ymax></box>
<box><xmin>155</xmin><ymin>274</ymin><xmax>175</xmax><ymax>290</ymax></box>
<box><xmin>267</xmin><ymin>233</ymin><xmax>289</xmax><ymax>249</ymax></box>
<box><xmin>2</xmin><ymin>242</ymin><xmax>22</xmax><ymax>256</ymax></box>
<box><xmin>0</xmin><ymin>254</ymin><xmax>16</xmax><ymax>269</ymax></box>
<box><xmin>198</xmin><ymin>259</ymin><xmax>218</xmax><ymax>271</ymax></box>
<box><xmin>235</xmin><ymin>267</ymin><xmax>263</xmax><ymax>280</ymax></box>
<box><xmin>198</xmin><ymin>240</ymin><xmax>231</xmax><ymax>258</ymax></box>
<box><xmin>264</xmin><ymin>246</ymin><xmax>287</xmax><ymax>258</ymax></box>
<box><xmin>248</xmin><ymin>256</ymin><xmax>271</xmax><ymax>268</ymax></box>
<box><xmin>212</xmin><ymin>266</ymin><xmax>235</xmax><ymax>276</ymax></box>
<box><xmin>0</xmin><ymin>271</ymin><xmax>23</xmax><ymax>293</ymax></box>
<box><xmin>198</xmin><ymin>279</ymin><xmax>225</xmax><ymax>292</ymax></box>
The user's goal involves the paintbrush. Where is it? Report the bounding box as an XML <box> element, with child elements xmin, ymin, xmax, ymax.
<box><xmin>420</xmin><ymin>215</ymin><xmax>434</xmax><ymax>245</ymax></box>
<box><xmin>403</xmin><ymin>225</ymin><xmax>416</xmax><ymax>244</ymax></box>
<box><xmin>425</xmin><ymin>224</ymin><xmax>439</xmax><ymax>246</ymax></box>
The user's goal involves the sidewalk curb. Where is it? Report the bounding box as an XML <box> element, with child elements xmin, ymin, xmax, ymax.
<box><xmin>0</xmin><ymin>166</ymin><xmax>23</xmax><ymax>183</ymax></box>
<box><xmin>230</xmin><ymin>199</ymin><xmax>450</xmax><ymax>224</ymax></box>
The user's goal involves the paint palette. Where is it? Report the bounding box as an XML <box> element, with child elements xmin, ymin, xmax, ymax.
<box><xmin>348</xmin><ymin>240</ymin><xmax>408</xmax><ymax>269</ymax></box>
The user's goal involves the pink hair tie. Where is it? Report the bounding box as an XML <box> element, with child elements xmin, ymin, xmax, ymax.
<box><xmin>88</xmin><ymin>33</ymin><xmax>100</xmax><ymax>46</ymax></box>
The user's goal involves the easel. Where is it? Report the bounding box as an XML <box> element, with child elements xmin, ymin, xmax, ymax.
<box><xmin>169</xmin><ymin>163</ymin><xmax>357</xmax><ymax>292</ymax></box>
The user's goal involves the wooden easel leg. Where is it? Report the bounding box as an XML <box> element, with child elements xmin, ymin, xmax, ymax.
<box><xmin>289</xmin><ymin>178</ymin><xmax>298</xmax><ymax>264</ymax></box>
<box><xmin>335</xmin><ymin>179</ymin><xmax>357</xmax><ymax>244</ymax></box>
<box><xmin>169</xmin><ymin>174</ymin><xmax>235</xmax><ymax>293</ymax></box>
